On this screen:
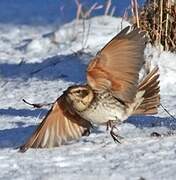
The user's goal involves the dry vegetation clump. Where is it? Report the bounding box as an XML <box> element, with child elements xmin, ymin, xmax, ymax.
<box><xmin>134</xmin><ymin>0</ymin><xmax>176</xmax><ymax>52</ymax></box>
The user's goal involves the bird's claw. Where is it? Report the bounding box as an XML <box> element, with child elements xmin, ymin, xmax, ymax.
<box><xmin>110</xmin><ymin>130</ymin><xmax>124</xmax><ymax>143</ymax></box>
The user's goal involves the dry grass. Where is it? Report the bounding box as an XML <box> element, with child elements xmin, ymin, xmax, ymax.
<box><xmin>132</xmin><ymin>0</ymin><xmax>176</xmax><ymax>52</ymax></box>
<box><xmin>74</xmin><ymin>0</ymin><xmax>117</xmax><ymax>51</ymax></box>
<box><xmin>75</xmin><ymin>0</ymin><xmax>103</xmax><ymax>20</ymax></box>
<box><xmin>73</xmin><ymin>0</ymin><xmax>176</xmax><ymax>52</ymax></box>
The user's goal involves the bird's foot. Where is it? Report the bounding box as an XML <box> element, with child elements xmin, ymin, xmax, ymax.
<box><xmin>110</xmin><ymin>130</ymin><xmax>124</xmax><ymax>143</ymax></box>
<box><xmin>107</xmin><ymin>120</ymin><xmax>124</xmax><ymax>143</ymax></box>
<box><xmin>82</xmin><ymin>129</ymin><xmax>91</xmax><ymax>136</ymax></box>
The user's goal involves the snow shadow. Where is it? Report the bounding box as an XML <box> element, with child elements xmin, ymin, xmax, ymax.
<box><xmin>0</xmin><ymin>108</ymin><xmax>47</xmax><ymax>118</ymax></box>
<box><xmin>0</xmin><ymin>125</ymin><xmax>36</xmax><ymax>149</ymax></box>
<box><xmin>0</xmin><ymin>53</ymin><xmax>89</xmax><ymax>83</ymax></box>
<box><xmin>0</xmin><ymin>108</ymin><xmax>48</xmax><ymax>148</ymax></box>
<box><xmin>127</xmin><ymin>115</ymin><xmax>176</xmax><ymax>130</ymax></box>
<box><xmin>0</xmin><ymin>115</ymin><xmax>175</xmax><ymax>149</ymax></box>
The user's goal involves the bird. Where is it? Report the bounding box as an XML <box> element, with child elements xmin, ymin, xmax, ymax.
<box><xmin>19</xmin><ymin>26</ymin><xmax>160</xmax><ymax>152</ymax></box>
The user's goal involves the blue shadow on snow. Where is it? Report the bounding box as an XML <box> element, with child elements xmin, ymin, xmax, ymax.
<box><xmin>0</xmin><ymin>115</ymin><xmax>176</xmax><ymax>149</ymax></box>
<box><xmin>0</xmin><ymin>54</ymin><xmax>88</xmax><ymax>83</ymax></box>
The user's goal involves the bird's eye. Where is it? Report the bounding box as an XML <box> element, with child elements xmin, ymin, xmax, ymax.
<box><xmin>81</xmin><ymin>90</ymin><xmax>89</xmax><ymax>98</ymax></box>
<box><xmin>73</xmin><ymin>89</ymin><xmax>89</xmax><ymax>98</ymax></box>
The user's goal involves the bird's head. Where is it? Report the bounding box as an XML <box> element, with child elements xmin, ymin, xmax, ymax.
<box><xmin>65</xmin><ymin>85</ymin><xmax>94</xmax><ymax>112</ymax></box>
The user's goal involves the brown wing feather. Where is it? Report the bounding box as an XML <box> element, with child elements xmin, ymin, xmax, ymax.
<box><xmin>134</xmin><ymin>67</ymin><xmax>160</xmax><ymax>115</ymax></box>
<box><xmin>19</xmin><ymin>95</ymin><xmax>91</xmax><ymax>152</ymax></box>
<box><xmin>87</xmin><ymin>26</ymin><xmax>147</xmax><ymax>103</ymax></box>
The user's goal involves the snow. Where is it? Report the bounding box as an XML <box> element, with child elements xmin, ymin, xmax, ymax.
<box><xmin>1</xmin><ymin>14</ymin><xmax>176</xmax><ymax>180</ymax></box>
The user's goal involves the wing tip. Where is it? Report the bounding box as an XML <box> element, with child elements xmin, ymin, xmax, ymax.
<box><xmin>18</xmin><ymin>144</ymin><xmax>29</xmax><ymax>153</ymax></box>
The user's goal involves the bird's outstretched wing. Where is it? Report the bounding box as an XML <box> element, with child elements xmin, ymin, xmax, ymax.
<box><xmin>134</xmin><ymin>67</ymin><xmax>160</xmax><ymax>115</ymax></box>
<box><xmin>87</xmin><ymin>26</ymin><xmax>147</xmax><ymax>103</ymax></box>
<box><xmin>19</xmin><ymin>95</ymin><xmax>92</xmax><ymax>152</ymax></box>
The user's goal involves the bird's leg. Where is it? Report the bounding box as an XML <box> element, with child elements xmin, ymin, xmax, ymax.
<box><xmin>82</xmin><ymin>129</ymin><xmax>91</xmax><ymax>136</ymax></box>
<box><xmin>108</xmin><ymin>120</ymin><xmax>124</xmax><ymax>143</ymax></box>
<box><xmin>106</xmin><ymin>121</ymin><xmax>111</xmax><ymax>131</ymax></box>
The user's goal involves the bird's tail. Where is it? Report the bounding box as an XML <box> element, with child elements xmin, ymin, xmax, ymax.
<box><xmin>133</xmin><ymin>66</ymin><xmax>160</xmax><ymax>115</ymax></box>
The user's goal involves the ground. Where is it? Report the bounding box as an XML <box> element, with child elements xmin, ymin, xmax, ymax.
<box><xmin>0</xmin><ymin>15</ymin><xmax>176</xmax><ymax>180</ymax></box>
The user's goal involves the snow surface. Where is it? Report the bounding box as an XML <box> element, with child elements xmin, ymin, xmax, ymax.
<box><xmin>1</xmin><ymin>15</ymin><xmax>176</xmax><ymax>180</ymax></box>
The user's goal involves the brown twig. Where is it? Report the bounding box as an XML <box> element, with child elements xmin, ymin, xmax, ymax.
<box><xmin>75</xmin><ymin>0</ymin><xmax>82</xmax><ymax>20</ymax></box>
<box><xmin>23</xmin><ymin>99</ymin><xmax>54</xmax><ymax>108</ymax></box>
<box><xmin>104</xmin><ymin>0</ymin><xmax>112</xmax><ymax>16</ymax></box>
<box><xmin>160</xmin><ymin>103</ymin><xmax>176</xmax><ymax>121</ymax></box>
<box><xmin>110</xmin><ymin>6</ymin><xmax>116</xmax><ymax>16</ymax></box>
<box><xmin>134</xmin><ymin>0</ymin><xmax>140</xmax><ymax>28</ymax></box>
<box><xmin>131</xmin><ymin>0</ymin><xmax>135</xmax><ymax>24</ymax></box>
<box><xmin>85</xmin><ymin>3</ymin><xmax>98</xmax><ymax>18</ymax></box>
<box><xmin>159</xmin><ymin>0</ymin><xmax>163</xmax><ymax>51</ymax></box>
<box><xmin>165</xmin><ymin>0</ymin><xmax>170</xmax><ymax>51</ymax></box>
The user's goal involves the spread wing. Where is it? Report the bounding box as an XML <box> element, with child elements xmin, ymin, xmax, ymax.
<box><xmin>19</xmin><ymin>95</ymin><xmax>92</xmax><ymax>152</ymax></box>
<box><xmin>87</xmin><ymin>26</ymin><xmax>147</xmax><ymax>103</ymax></box>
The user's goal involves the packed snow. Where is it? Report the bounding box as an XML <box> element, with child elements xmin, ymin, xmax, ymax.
<box><xmin>1</xmin><ymin>15</ymin><xmax>176</xmax><ymax>180</ymax></box>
